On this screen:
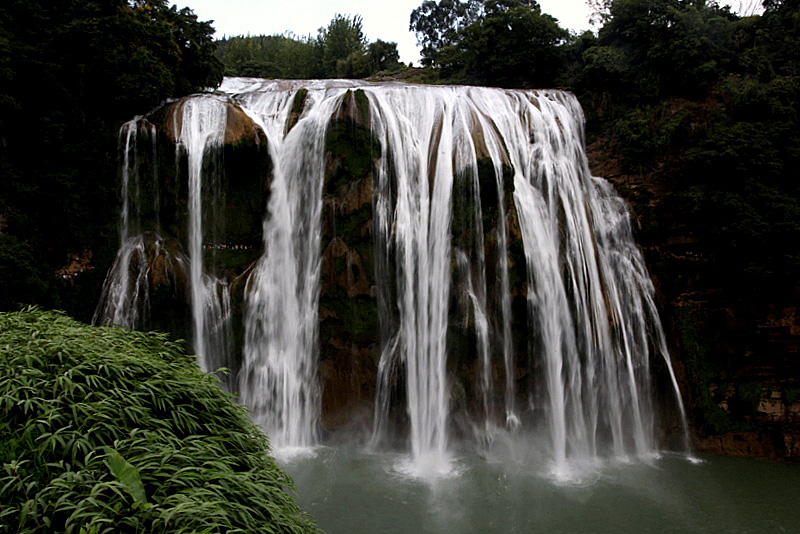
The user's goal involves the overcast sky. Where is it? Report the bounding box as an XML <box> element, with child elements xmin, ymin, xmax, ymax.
<box><xmin>179</xmin><ymin>0</ymin><xmax>758</xmax><ymax>65</ymax></box>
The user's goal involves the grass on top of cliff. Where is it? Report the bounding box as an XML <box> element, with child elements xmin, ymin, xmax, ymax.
<box><xmin>0</xmin><ymin>308</ymin><xmax>319</xmax><ymax>534</ymax></box>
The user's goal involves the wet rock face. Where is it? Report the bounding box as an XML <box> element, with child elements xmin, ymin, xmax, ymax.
<box><xmin>697</xmin><ymin>431</ymin><xmax>800</xmax><ymax>461</ymax></box>
<box><xmin>141</xmin><ymin>97</ymin><xmax>271</xmax><ymax>251</ymax></box>
<box><xmin>318</xmin><ymin>90</ymin><xmax>381</xmax><ymax>428</ymax></box>
<box><xmin>157</xmin><ymin>97</ymin><xmax>266</xmax><ymax>146</ymax></box>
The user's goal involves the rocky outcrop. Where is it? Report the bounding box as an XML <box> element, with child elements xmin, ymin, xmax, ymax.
<box><xmin>133</xmin><ymin>97</ymin><xmax>271</xmax><ymax>252</ymax></box>
<box><xmin>156</xmin><ymin>97</ymin><xmax>266</xmax><ymax>146</ymax></box>
<box><xmin>318</xmin><ymin>90</ymin><xmax>381</xmax><ymax>430</ymax></box>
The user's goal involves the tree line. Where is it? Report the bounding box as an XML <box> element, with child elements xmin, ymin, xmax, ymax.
<box><xmin>215</xmin><ymin>14</ymin><xmax>404</xmax><ymax>79</ymax></box>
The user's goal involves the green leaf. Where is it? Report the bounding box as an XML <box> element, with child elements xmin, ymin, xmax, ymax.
<box><xmin>102</xmin><ymin>447</ymin><xmax>148</xmax><ymax>505</ymax></box>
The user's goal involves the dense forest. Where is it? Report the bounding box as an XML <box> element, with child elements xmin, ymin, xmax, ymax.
<box><xmin>0</xmin><ymin>0</ymin><xmax>223</xmax><ymax>315</ymax></box>
<box><xmin>1</xmin><ymin>0</ymin><xmax>799</xmax><ymax>454</ymax></box>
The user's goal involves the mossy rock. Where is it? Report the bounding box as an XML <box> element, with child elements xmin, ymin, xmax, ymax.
<box><xmin>285</xmin><ymin>88</ymin><xmax>309</xmax><ymax>134</ymax></box>
<box><xmin>319</xmin><ymin>294</ymin><xmax>380</xmax><ymax>347</ymax></box>
<box><xmin>324</xmin><ymin>90</ymin><xmax>381</xmax><ymax>197</ymax></box>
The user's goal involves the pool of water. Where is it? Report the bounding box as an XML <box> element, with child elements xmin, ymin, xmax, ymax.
<box><xmin>281</xmin><ymin>443</ymin><xmax>800</xmax><ymax>533</ymax></box>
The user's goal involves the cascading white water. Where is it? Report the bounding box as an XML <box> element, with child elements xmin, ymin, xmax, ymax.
<box><xmin>471</xmin><ymin>88</ymin><xmax>683</xmax><ymax>476</ymax></box>
<box><xmin>93</xmin><ymin>234</ymin><xmax>183</xmax><ymax>329</ymax></box>
<box><xmin>98</xmin><ymin>77</ymin><xmax>692</xmax><ymax>477</ymax></box>
<box><xmin>94</xmin><ymin>120</ymin><xmax>184</xmax><ymax>331</ymax></box>
<box><xmin>175</xmin><ymin>96</ymin><xmax>233</xmax><ymax>374</ymax></box>
<box><xmin>93</xmin><ymin>121</ymin><xmax>141</xmax><ymax>329</ymax></box>
<box><xmin>362</xmin><ymin>86</ymin><xmax>460</xmax><ymax>473</ymax></box>
<box><xmin>360</xmin><ymin>84</ymin><xmax>689</xmax><ymax>476</ymax></box>
<box><xmin>95</xmin><ymin>97</ymin><xmax>233</xmax><ymax>380</ymax></box>
<box><xmin>227</xmin><ymin>80</ymin><xmax>356</xmax><ymax>451</ymax></box>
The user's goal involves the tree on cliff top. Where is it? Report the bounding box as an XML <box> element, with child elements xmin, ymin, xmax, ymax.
<box><xmin>410</xmin><ymin>0</ymin><xmax>568</xmax><ymax>86</ymax></box>
<box><xmin>318</xmin><ymin>13</ymin><xmax>368</xmax><ymax>77</ymax></box>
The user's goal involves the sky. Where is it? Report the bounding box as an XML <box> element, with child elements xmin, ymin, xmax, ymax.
<box><xmin>179</xmin><ymin>0</ymin><xmax>759</xmax><ymax>66</ymax></box>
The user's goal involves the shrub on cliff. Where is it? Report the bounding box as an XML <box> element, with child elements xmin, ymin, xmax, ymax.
<box><xmin>0</xmin><ymin>308</ymin><xmax>318</xmax><ymax>534</ymax></box>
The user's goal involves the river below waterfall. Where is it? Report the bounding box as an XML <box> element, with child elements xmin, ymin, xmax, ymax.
<box><xmin>280</xmin><ymin>446</ymin><xmax>800</xmax><ymax>533</ymax></box>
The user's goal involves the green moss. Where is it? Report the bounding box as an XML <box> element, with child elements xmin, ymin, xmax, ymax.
<box><xmin>319</xmin><ymin>295</ymin><xmax>380</xmax><ymax>347</ymax></box>
<box><xmin>286</xmin><ymin>88</ymin><xmax>308</xmax><ymax>133</ymax></box>
<box><xmin>675</xmin><ymin>305</ymin><xmax>738</xmax><ymax>434</ymax></box>
<box><xmin>324</xmin><ymin>90</ymin><xmax>380</xmax><ymax>196</ymax></box>
<box><xmin>354</xmin><ymin>89</ymin><xmax>370</xmax><ymax>121</ymax></box>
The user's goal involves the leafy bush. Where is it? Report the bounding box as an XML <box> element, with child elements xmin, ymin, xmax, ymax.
<box><xmin>0</xmin><ymin>308</ymin><xmax>318</xmax><ymax>534</ymax></box>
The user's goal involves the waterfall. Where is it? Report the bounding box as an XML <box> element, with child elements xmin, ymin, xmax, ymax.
<box><xmin>175</xmin><ymin>96</ymin><xmax>233</xmax><ymax>374</ymax></box>
<box><xmin>95</xmin><ymin>96</ymin><xmax>233</xmax><ymax>379</ymax></box>
<box><xmin>362</xmin><ymin>86</ymin><xmax>459</xmax><ymax>471</ymax></box>
<box><xmin>233</xmin><ymin>83</ymin><xmax>349</xmax><ymax>451</ymax></box>
<box><xmin>94</xmin><ymin>120</ymin><xmax>181</xmax><ymax>331</ymax></box>
<box><xmin>97</xmin><ymin>78</ymin><xmax>691</xmax><ymax>473</ymax></box>
<box><xmin>93</xmin><ymin>121</ymin><xmax>142</xmax><ymax>329</ymax></box>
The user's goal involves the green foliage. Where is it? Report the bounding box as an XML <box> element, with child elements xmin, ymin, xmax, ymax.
<box><xmin>409</xmin><ymin>0</ymin><xmax>566</xmax><ymax>85</ymax></box>
<box><xmin>102</xmin><ymin>448</ymin><xmax>148</xmax><ymax>506</ymax></box>
<box><xmin>215</xmin><ymin>16</ymin><xmax>403</xmax><ymax>80</ymax></box>
<box><xmin>613</xmin><ymin>101</ymin><xmax>697</xmax><ymax>169</ymax></box>
<box><xmin>367</xmin><ymin>40</ymin><xmax>403</xmax><ymax>73</ymax></box>
<box><xmin>589</xmin><ymin>0</ymin><xmax>738</xmax><ymax>100</ymax></box>
<box><xmin>556</xmin><ymin>0</ymin><xmax>800</xmax><ymax>298</ymax></box>
<box><xmin>441</xmin><ymin>5</ymin><xmax>568</xmax><ymax>87</ymax></box>
<box><xmin>675</xmin><ymin>306</ymin><xmax>739</xmax><ymax>434</ymax></box>
<box><xmin>324</xmin><ymin>91</ymin><xmax>380</xmax><ymax>196</ymax></box>
<box><xmin>0</xmin><ymin>0</ymin><xmax>223</xmax><ymax>315</ymax></box>
<box><xmin>0</xmin><ymin>308</ymin><xmax>318</xmax><ymax>533</ymax></box>
<box><xmin>410</xmin><ymin>0</ymin><xmax>483</xmax><ymax>66</ymax></box>
<box><xmin>318</xmin><ymin>14</ymin><xmax>368</xmax><ymax>78</ymax></box>
<box><xmin>215</xmin><ymin>33</ymin><xmax>323</xmax><ymax>79</ymax></box>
